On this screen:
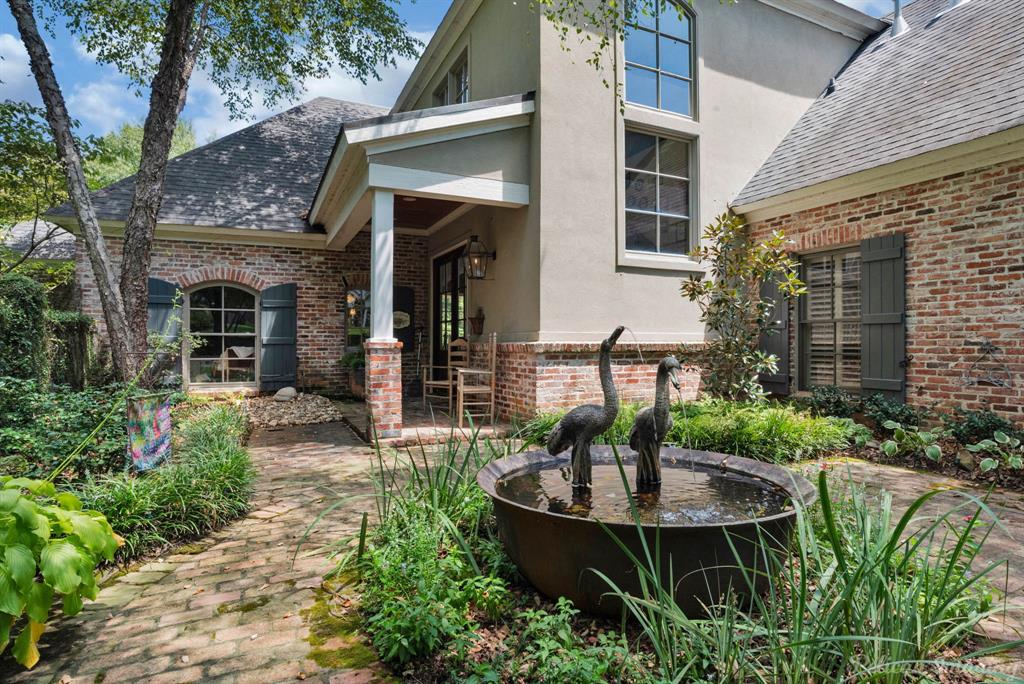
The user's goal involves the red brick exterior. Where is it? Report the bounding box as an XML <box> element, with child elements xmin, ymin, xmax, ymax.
<box><xmin>75</xmin><ymin>232</ymin><xmax>428</xmax><ymax>392</ymax></box>
<box><xmin>749</xmin><ymin>158</ymin><xmax>1024</xmax><ymax>420</ymax></box>
<box><xmin>364</xmin><ymin>340</ymin><xmax>403</xmax><ymax>437</ymax></box>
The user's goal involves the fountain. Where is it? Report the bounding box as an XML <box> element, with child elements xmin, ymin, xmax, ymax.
<box><xmin>477</xmin><ymin>327</ymin><xmax>817</xmax><ymax>617</ymax></box>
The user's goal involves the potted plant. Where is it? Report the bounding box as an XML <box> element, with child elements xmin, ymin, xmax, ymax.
<box><xmin>340</xmin><ymin>349</ymin><xmax>366</xmax><ymax>399</ymax></box>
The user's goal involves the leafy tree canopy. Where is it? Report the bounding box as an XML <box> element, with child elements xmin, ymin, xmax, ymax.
<box><xmin>87</xmin><ymin>120</ymin><xmax>196</xmax><ymax>191</ymax></box>
<box><xmin>0</xmin><ymin>101</ymin><xmax>73</xmax><ymax>233</ymax></box>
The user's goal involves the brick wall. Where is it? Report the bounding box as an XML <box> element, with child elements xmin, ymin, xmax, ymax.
<box><xmin>75</xmin><ymin>231</ymin><xmax>428</xmax><ymax>392</ymax></box>
<box><xmin>749</xmin><ymin>158</ymin><xmax>1024</xmax><ymax>420</ymax></box>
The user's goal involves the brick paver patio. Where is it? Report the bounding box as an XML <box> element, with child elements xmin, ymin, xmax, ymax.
<box><xmin>1</xmin><ymin>422</ymin><xmax>386</xmax><ymax>684</ymax></box>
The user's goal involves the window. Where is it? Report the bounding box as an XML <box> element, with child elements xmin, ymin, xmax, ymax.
<box><xmin>433</xmin><ymin>51</ymin><xmax>470</xmax><ymax>107</ymax></box>
<box><xmin>346</xmin><ymin>288</ymin><xmax>371</xmax><ymax>351</ymax></box>
<box><xmin>624</xmin><ymin>129</ymin><xmax>691</xmax><ymax>255</ymax></box>
<box><xmin>799</xmin><ymin>249</ymin><xmax>861</xmax><ymax>390</ymax></box>
<box><xmin>186</xmin><ymin>285</ymin><xmax>258</xmax><ymax>385</ymax></box>
<box><xmin>624</xmin><ymin>0</ymin><xmax>693</xmax><ymax>117</ymax></box>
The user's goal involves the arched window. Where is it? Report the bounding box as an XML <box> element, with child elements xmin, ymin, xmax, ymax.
<box><xmin>186</xmin><ymin>284</ymin><xmax>258</xmax><ymax>385</ymax></box>
<box><xmin>624</xmin><ymin>1</ymin><xmax>693</xmax><ymax>117</ymax></box>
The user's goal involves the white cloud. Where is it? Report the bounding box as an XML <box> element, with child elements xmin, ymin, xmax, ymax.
<box><xmin>0</xmin><ymin>32</ymin><xmax>40</xmax><ymax>104</ymax></box>
<box><xmin>67</xmin><ymin>80</ymin><xmax>136</xmax><ymax>134</ymax></box>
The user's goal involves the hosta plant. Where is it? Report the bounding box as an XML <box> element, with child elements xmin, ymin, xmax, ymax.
<box><xmin>966</xmin><ymin>431</ymin><xmax>1023</xmax><ymax>473</ymax></box>
<box><xmin>880</xmin><ymin>420</ymin><xmax>942</xmax><ymax>462</ymax></box>
<box><xmin>0</xmin><ymin>476</ymin><xmax>119</xmax><ymax>668</ymax></box>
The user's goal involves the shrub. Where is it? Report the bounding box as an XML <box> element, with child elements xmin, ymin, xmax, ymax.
<box><xmin>804</xmin><ymin>385</ymin><xmax>861</xmax><ymax>418</ymax></box>
<box><xmin>966</xmin><ymin>431</ymin><xmax>1023</xmax><ymax>473</ymax></box>
<box><xmin>943</xmin><ymin>407</ymin><xmax>1017</xmax><ymax>446</ymax></box>
<box><xmin>0</xmin><ymin>477</ymin><xmax>119</xmax><ymax>669</ymax></box>
<box><xmin>75</xmin><ymin>403</ymin><xmax>253</xmax><ymax>561</ymax></box>
<box><xmin>880</xmin><ymin>420</ymin><xmax>942</xmax><ymax>462</ymax></box>
<box><xmin>0</xmin><ymin>274</ymin><xmax>48</xmax><ymax>383</ymax></box>
<box><xmin>0</xmin><ymin>378</ymin><xmax>127</xmax><ymax>480</ymax></box>
<box><xmin>862</xmin><ymin>393</ymin><xmax>922</xmax><ymax>428</ymax></box>
<box><xmin>46</xmin><ymin>310</ymin><xmax>93</xmax><ymax>390</ymax></box>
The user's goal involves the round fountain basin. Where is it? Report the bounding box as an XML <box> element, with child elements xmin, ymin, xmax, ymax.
<box><xmin>477</xmin><ymin>446</ymin><xmax>817</xmax><ymax>617</ymax></box>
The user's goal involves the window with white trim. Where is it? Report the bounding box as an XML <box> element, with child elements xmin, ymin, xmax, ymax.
<box><xmin>433</xmin><ymin>50</ymin><xmax>470</xmax><ymax>106</ymax></box>
<box><xmin>624</xmin><ymin>0</ymin><xmax>694</xmax><ymax>117</ymax></box>
<box><xmin>186</xmin><ymin>285</ymin><xmax>258</xmax><ymax>384</ymax></box>
<box><xmin>624</xmin><ymin>129</ymin><xmax>691</xmax><ymax>255</ymax></box>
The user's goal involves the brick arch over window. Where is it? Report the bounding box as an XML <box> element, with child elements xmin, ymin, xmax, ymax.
<box><xmin>176</xmin><ymin>266</ymin><xmax>269</xmax><ymax>292</ymax></box>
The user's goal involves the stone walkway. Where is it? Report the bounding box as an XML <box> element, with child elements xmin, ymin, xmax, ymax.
<box><xmin>2</xmin><ymin>422</ymin><xmax>386</xmax><ymax>684</ymax></box>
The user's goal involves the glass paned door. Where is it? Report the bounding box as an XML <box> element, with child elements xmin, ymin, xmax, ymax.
<box><xmin>432</xmin><ymin>247</ymin><xmax>466</xmax><ymax>371</ymax></box>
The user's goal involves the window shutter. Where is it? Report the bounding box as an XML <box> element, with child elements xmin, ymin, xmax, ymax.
<box><xmin>758</xmin><ymin>277</ymin><xmax>790</xmax><ymax>395</ymax></box>
<box><xmin>860</xmin><ymin>233</ymin><xmax>906</xmax><ymax>399</ymax></box>
<box><xmin>147</xmin><ymin>277</ymin><xmax>181</xmax><ymax>343</ymax></box>
<box><xmin>260</xmin><ymin>283</ymin><xmax>297</xmax><ymax>390</ymax></box>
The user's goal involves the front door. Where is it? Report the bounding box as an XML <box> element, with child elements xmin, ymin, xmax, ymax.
<box><xmin>432</xmin><ymin>246</ymin><xmax>467</xmax><ymax>369</ymax></box>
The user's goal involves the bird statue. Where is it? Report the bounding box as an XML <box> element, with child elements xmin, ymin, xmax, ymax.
<box><xmin>629</xmin><ymin>355</ymin><xmax>682</xmax><ymax>489</ymax></box>
<box><xmin>546</xmin><ymin>325</ymin><xmax>625</xmax><ymax>488</ymax></box>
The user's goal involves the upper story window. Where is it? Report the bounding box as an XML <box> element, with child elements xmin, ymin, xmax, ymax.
<box><xmin>433</xmin><ymin>50</ymin><xmax>470</xmax><ymax>107</ymax></box>
<box><xmin>624</xmin><ymin>1</ymin><xmax>693</xmax><ymax>117</ymax></box>
<box><xmin>624</xmin><ymin>129</ymin><xmax>691</xmax><ymax>255</ymax></box>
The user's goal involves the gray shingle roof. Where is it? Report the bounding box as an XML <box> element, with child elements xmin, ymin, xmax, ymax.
<box><xmin>734</xmin><ymin>0</ymin><xmax>1024</xmax><ymax>207</ymax></box>
<box><xmin>49</xmin><ymin>97</ymin><xmax>387</xmax><ymax>233</ymax></box>
<box><xmin>2</xmin><ymin>220</ymin><xmax>75</xmax><ymax>260</ymax></box>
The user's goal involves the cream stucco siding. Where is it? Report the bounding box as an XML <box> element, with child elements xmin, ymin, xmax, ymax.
<box><xmin>368</xmin><ymin>128</ymin><xmax>531</xmax><ymax>185</ymax></box>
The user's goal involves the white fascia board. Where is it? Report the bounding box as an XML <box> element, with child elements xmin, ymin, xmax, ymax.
<box><xmin>346</xmin><ymin>99</ymin><xmax>534</xmax><ymax>147</ymax></box>
<box><xmin>756</xmin><ymin>0</ymin><xmax>887</xmax><ymax>40</ymax></box>
<box><xmin>49</xmin><ymin>217</ymin><xmax>329</xmax><ymax>249</ymax></box>
<box><xmin>309</xmin><ymin>137</ymin><xmax>350</xmax><ymax>224</ymax></box>
<box><xmin>367</xmin><ymin>163</ymin><xmax>529</xmax><ymax>207</ymax></box>
<box><xmin>325</xmin><ymin>168</ymin><xmax>370</xmax><ymax>245</ymax></box>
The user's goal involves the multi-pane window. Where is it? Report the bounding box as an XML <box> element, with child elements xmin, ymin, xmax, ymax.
<box><xmin>433</xmin><ymin>51</ymin><xmax>470</xmax><ymax>106</ymax></box>
<box><xmin>187</xmin><ymin>285</ymin><xmax>257</xmax><ymax>384</ymax></box>
<box><xmin>625</xmin><ymin>0</ymin><xmax>693</xmax><ymax>117</ymax></box>
<box><xmin>624</xmin><ymin>130</ymin><xmax>691</xmax><ymax>255</ymax></box>
<box><xmin>800</xmin><ymin>250</ymin><xmax>861</xmax><ymax>390</ymax></box>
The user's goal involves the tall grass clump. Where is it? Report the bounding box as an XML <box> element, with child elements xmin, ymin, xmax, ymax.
<box><xmin>76</xmin><ymin>403</ymin><xmax>254</xmax><ymax>561</ymax></box>
<box><xmin>597</xmin><ymin>446</ymin><xmax>1016</xmax><ymax>683</ymax></box>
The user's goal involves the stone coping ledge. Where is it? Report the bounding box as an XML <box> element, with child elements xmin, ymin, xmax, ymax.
<box><xmin>492</xmin><ymin>341</ymin><xmax>706</xmax><ymax>354</ymax></box>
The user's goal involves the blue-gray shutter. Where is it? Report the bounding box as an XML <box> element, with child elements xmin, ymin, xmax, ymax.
<box><xmin>260</xmin><ymin>283</ymin><xmax>297</xmax><ymax>390</ymax></box>
<box><xmin>758</xmin><ymin>277</ymin><xmax>790</xmax><ymax>395</ymax></box>
<box><xmin>860</xmin><ymin>233</ymin><xmax>906</xmax><ymax>399</ymax></box>
<box><xmin>148</xmin><ymin>277</ymin><xmax>181</xmax><ymax>343</ymax></box>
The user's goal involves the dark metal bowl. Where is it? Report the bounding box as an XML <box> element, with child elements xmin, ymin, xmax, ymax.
<box><xmin>477</xmin><ymin>445</ymin><xmax>817</xmax><ymax>617</ymax></box>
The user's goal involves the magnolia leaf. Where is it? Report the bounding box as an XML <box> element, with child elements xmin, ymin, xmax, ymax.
<box><xmin>979</xmin><ymin>458</ymin><xmax>999</xmax><ymax>473</ymax></box>
<box><xmin>40</xmin><ymin>541</ymin><xmax>83</xmax><ymax>595</ymax></box>
<box><xmin>25</xmin><ymin>582</ymin><xmax>53</xmax><ymax>623</ymax></box>
<box><xmin>0</xmin><ymin>572</ymin><xmax>25</xmax><ymax>616</ymax></box>
<box><xmin>54</xmin><ymin>492</ymin><xmax>82</xmax><ymax>511</ymax></box>
<box><xmin>5</xmin><ymin>545</ymin><xmax>36</xmax><ymax>592</ymax></box>
<box><xmin>12</xmin><ymin>619</ymin><xmax>44</xmax><ymax>669</ymax></box>
<box><xmin>62</xmin><ymin>590</ymin><xmax>83</xmax><ymax>617</ymax></box>
<box><xmin>924</xmin><ymin>445</ymin><xmax>941</xmax><ymax>462</ymax></box>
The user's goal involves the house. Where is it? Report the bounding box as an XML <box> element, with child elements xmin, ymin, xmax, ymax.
<box><xmin>48</xmin><ymin>0</ymin><xmax>1022</xmax><ymax>437</ymax></box>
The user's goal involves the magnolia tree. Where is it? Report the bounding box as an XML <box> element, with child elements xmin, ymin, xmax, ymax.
<box><xmin>681</xmin><ymin>214</ymin><xmax>804</xmax><ymax>401</ymax></box>
<box><xmin>6</xmin><ymin>0</ymin><xmax>419</xmax><ymax>382</ymax></box>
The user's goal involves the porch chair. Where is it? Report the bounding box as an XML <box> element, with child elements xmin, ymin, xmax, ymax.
<box><xmin>456</xmin><ymin>332</ymin><xmax>498</xmax><ymax>428</ymax></box>
<box><xmin>422</xmin><ymin>337</ymin><xmax>470</xmax><ymax>416</ymax></box>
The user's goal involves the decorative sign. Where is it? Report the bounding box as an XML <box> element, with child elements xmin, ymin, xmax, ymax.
<box><xmin>959</xmin><ymin>338</ymin><xmax>1013</xmax><ymax>388</ymax></box>
<box><xmin>127</xmin><ymin>394</ymin><xmax>173</xmax><ymax>471</ymax></box>
<box><xmin>394</xmin><ymin>311</ymin><xmax>412</xmax><ymax>330</ymax></box>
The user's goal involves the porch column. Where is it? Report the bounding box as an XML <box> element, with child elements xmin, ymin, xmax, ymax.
<box><xmin>365</xmin><ymin>189</ymin><xmax>402</xmax><ymax>438</ymax></box>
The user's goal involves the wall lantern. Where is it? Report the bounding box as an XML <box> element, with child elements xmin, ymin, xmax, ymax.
<box><xmin>463</xmin><ymin>235</ymin><xmax>496</xmax><ymax>280</ymax></box>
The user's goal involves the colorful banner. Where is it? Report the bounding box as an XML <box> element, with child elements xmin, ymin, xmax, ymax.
<box><xmin>126</xmin><ymin>394</ymin><xmax>172</xmax><ymax>471</ymax></box>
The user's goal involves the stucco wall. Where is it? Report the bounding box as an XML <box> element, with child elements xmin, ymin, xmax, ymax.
<box><xmin>747</xmin><ymin>158</ymin><xmax>1024</xmax><ymax>421</ymax></box>
<box><xmin>75</xmin><ymin>232</ymin><xmax>428</xmax><ymax>392</ymax></box>
<box><xmin>369</xmin><ymin>127</ymin><xmax>531</xmax><ymax>184</ymax></box>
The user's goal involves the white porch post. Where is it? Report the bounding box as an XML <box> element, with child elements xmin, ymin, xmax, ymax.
<box><xmin>370</xmin><ymin>189</ymin><xmax>395</xmax><ymax>341</ymax></box>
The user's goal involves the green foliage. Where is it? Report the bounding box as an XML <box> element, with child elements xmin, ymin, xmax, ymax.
<box><xmin>943</xmin><ymin>407</ymin><xmax>1017</xmax><ymax>446</ymax></box>
<box><xmin>46</xmin><ymin>311</ymin><xmax>93</xmax><ymax>390</ymax></box>
<box><xmin>339</xmin><ymin>349</ymin><xmax>366</xmax><ymax>370</ymax></box>
<box><xmin>521</xmin><ymin>399</ymin><xmax>855</xmax><ymax>463</ymax></box>
<box><xmin>0</xmin><ymin>102</ymin><xmax>70</xmax><ymax>238</ymax></box>
<box><xmin>0</xmin><ymin>274</ymin><xmax>49</xmax><ymax>383</ymax></box>
<box><xmin>0</xmin><ymin>378</ymin><xmax>127</xmax><ymax>480</ymax></box>
<box><xmin>0</xmin><ymin>477</ymin><xmax>118</xmax><ymax>669</ymax></box>
<box><xmin>862</xmin><ymin>393</ymin><xmax>922</xmax><ymax>428</ymax></box>
<box><xmin>76</xmin><ymin>403</ymin><xmax>253</xmax><ymax>562</ymax></box>
<box><xmin>804</xmin><ymin>384</ymin><xmax>861</xmax><ymax>418</ymax></box>
<box><xmin>880</xmin><ymin>420</ymin><xmax>943</xmax><ymax>462</ymax></box>
<box><xmin>680</xmin><ymin>214</ymin><xmax>804</xmax><ymax>401</ymax></box>
<box><xmin>86</xmin><ymin>121</ymin><xmax>196</xmax><ymax>190</ymax></box>
<box><xmin>967</xmin><ymin>431</ymin><xmax>1023</xmax><ymax>473</ymax></box>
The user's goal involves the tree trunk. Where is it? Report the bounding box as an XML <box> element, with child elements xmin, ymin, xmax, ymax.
<box><xmin>120</xmin><ymin>0</ymin><xmax>203</xmax><ymax>379</ymax></box>
<box><xmin>6</xmin><ymin>0</ymin><xmax>136</xmax><ymax>381</ymax></box>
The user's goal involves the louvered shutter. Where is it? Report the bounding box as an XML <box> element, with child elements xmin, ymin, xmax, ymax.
<box><xmin>260</xmin><ymin>284</ymin><xmax>297</xmax><ymax>390</ymax></box>
<box><xmin>148</xmin><ymin>277</ymin><xmax>181</xmax><ymax>343</ymax></box>
<box><xmin>758</xmin><ymin>277</ymin><xmax>790</xmax><ymax>395</ymax></box>
<box><xmin>860</xmin><ymin>233</ymin><xmax>906</xmax><ymax>399</ymax></box>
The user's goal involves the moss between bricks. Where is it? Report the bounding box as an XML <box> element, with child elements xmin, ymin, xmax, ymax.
<box><xmin>216</xmin><ymin>595</ymin><xmax>272</xmax><ymax>614</ymax></box>
<box><xmin>301</xmin><ymin>588</ymin><xmax>378</xmax><ymax>670</ymax></box>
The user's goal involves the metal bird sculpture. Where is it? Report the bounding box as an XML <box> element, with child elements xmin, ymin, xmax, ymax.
<box><xmin>629</xmin><ymin>355</ymin><xmax>682</xmax><ymax>488</ymax></box>
<box><xmin>546</xmin><ymin>325</ymin><xmax>625</xmax><ymax>488</ymax></box>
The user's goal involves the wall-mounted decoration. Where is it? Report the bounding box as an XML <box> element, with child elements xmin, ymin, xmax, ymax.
<box><xmin>959</xmin><ymin>337</ymin><xmax>1013</xmax><ymax>388</ymax></box>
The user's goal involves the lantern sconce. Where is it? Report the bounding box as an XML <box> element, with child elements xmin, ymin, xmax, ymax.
<box><xmin>464</xmin><ymin>235</ymin><xmax>496</xmax><ymax>280</ymax></box>
<box><xmin>468</xmin><ymin>307</ymin><xmax>486</xmax><ymax>336</ymax></box>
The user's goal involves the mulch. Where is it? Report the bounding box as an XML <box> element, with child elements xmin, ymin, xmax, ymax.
<box><xmin>853</xmin><ymin>439</ymin><xmax>1024</xmax><ymax>491</ymax></box>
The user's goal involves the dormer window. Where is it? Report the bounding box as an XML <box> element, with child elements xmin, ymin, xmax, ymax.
<box><xmin>433</xmin><ymin>50</ymin><xmax>470</xmax><ymax>107</ymax></box>
<box><xmin>625</xmin><ymin>1</ymin><xmax>693</xmax><ymax>117</ymax></box>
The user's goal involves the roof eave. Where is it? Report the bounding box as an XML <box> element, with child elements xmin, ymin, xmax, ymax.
<box><xmin>756</xmin><ymin>0</ymin><xmax>887</xmax><ymax>40</ymax></box>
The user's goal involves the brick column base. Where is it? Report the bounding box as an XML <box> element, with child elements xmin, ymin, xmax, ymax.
<box><xmin>364</xmin><ymin>340</ymin><xmax>403</xmax><ymax>439</ymax></box>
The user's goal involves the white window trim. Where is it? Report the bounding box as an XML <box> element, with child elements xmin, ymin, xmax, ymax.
<box><xmin>183</xmin><ymin>282</ymin><xmax>261</xmax><ymax>390</ymax></box>
<box><xmin>432</xmin><ymin>47</ymin><xmax>471</xmax><ymax>107</ymax></box>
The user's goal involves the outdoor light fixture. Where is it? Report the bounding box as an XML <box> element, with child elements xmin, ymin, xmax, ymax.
<box><xmin>463</xmin><ymin>235</ymin><xmax>495</xmax><ymax>280</ymax></box>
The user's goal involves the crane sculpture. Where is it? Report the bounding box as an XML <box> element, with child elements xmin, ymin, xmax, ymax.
<box><xmin>629</xmin><ymin>355</ymin><xmax>682</xmax><ymax>488</ymax></box>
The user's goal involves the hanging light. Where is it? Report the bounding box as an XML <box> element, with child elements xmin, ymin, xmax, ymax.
<box><xmin>463</xmin><ymin>235</ymin><xmax>496</xmax><ymax>280</ymax></box>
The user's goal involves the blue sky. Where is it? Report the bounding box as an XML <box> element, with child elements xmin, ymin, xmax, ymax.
<box><xmin>1</xmin><ymin>0</ymin><xmax>889</xmax><ymax>141</ymax></box>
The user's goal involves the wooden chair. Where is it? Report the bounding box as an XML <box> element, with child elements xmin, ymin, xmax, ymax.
<box><xmin>422</xmin><ymin>337</ymin><xmax>469</xmax><ymax>415</ymax></box>
<box><xmin>456</xmin><ymin>332</ymin><xmax>497</xmax><ymax>428</ymax></box>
